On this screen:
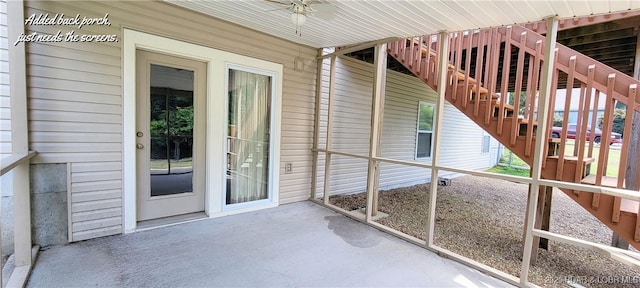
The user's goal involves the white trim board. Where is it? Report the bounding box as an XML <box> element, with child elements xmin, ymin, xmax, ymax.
<box><xmin>123</xmin><ymin>29</ymin><xmax>282</xmax><ymax>233</ymax></box>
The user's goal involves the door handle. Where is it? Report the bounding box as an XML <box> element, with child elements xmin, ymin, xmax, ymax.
<box><xmin>136</xmin><ymin>143</ymin><xmax>144</xmax><ymax>149</ymax></box>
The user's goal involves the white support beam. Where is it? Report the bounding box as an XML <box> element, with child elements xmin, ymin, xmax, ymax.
<box><xmin>426</xmin><ymin>31</ymin><xmax>449</xmax><ymax>247</ymax></box>
<box><xmin>365</xmin><ymin>43</ymin><xmax>387</xmax><ymax>220</ymax></box>
<box><xmin>322</xmin><ymin>55</ymin><xmax>337</xmax><ymax>205</ymax></box>
<box><xmin>8</xmin><ymin>0</ymin><xmax>33</xmax><ymax>271</ymax></box>
<box><xmin>310</xmin><ymin>49</ymin><xmax>324</xmax><ymax>200</ymax></box>
<box><xmin>318</xmin><ymin>37</ymin><xmax>398</xmax><ymax>60</ymax></box>
<box><xmin>520</xmin><ymin>16</ymin><xmax>558</xmax><ymax>284</ymax></box>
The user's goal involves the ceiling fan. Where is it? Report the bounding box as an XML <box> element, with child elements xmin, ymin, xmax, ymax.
<box><xmin>264</xmin><ymin>0</ymin><xmax>337</xmax><ymax>29</ymax></box>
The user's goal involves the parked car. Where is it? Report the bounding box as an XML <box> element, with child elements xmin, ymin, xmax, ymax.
<box><xmin>551</xmin><ymin>123</ymin><xmax>621</xmax><ymax>145</ymax></box>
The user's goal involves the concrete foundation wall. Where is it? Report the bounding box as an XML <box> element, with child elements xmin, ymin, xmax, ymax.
<box><xmin>30</xmin><ymin>163</ymin><xmax>68</xmax><ymax>247</ymax></box>
<box><xmin>1</xmin><ymin>163</ymin><xmax>68</xmax><ymax>257</ymax></box>
<box><xmin>1</xmin><ymin>172</ymin><xmax>14</xmax><ymax>257</ymax></box>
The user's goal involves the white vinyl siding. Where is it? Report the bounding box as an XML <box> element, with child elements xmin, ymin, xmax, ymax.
<box><xmin>26</xmin><ymin>0</ymin><xmax>317</xmax><ymax>241</ymax></box>
<box><xmin>317</xmin><ymin>56</ymin><xmax>499</xmax><ymax>195</ymax></box>
<box><xmin>0</xmin><ymin>0</ymin><xmax>10</xmax><ymax>159</ymax></box>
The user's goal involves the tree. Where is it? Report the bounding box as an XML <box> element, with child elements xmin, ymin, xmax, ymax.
<box><xmin>597</xmin><ymin>108</ymin><xmax>625</xmax><ymax>136</ymax></box>
<box><xmin>418</xmin><ymin>103</ymin><xmax>433</xmax><ymax>130</ymax></box>
<box><xmin>508</xmin><ymin>92</ymin><xmax>528</xmax><ymax>115</ymax></box>
<box><xmin>553</xmin><ymin>115</ymin><xmax>563</xmax><ymax>127</ymax></box>
<box><xmin>150</xmin><ymin>106</ymin><xmax>194</xmax><ymax>139</ymax></box>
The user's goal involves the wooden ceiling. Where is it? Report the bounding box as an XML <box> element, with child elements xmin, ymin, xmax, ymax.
<box><xmin>557</xmin><ymin>16</ymin><xmax>639</xmax><ymax>77</ymax></box>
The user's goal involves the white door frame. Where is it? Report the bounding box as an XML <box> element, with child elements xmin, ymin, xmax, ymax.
<box><xmin>123</xmin><ymin>29</ymin><xmax>282</xmax><ymax>233</ymax></box>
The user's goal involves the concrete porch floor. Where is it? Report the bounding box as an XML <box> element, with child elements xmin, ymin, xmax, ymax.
<box><xmin>27</xmin><ymin>201</ymin><xmax>510</xmax><ymax>287</ymax></box>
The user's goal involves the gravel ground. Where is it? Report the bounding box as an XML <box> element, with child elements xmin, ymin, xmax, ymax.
<box><xmin>330</xmin><ymin>175</ymin><xmax>640</xmax><ymax>288</ymax></box>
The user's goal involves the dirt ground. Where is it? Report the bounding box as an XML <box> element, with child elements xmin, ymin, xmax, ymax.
<box><xmin>330</xmin><ymin>175</ymin><xmax>640</xmax><ymax>288</ymax></box>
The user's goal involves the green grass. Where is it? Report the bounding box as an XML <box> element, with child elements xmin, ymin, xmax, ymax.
<box><xmin>487</xmin><ymin>165</ymin><xmax>530</xmax><ymax>177</ymax></box>
<box><xmin>499</xmin><ymin>148</ymin><xmax>529</xmax><ymax>168</ymax></box>
<box><xmin>562</xmin><ymin>142</ymin><xmax>620</xmax><ymax>176</ymax></box>
<box><xmin>496</xmin><ymin>140</ymin><xmax>622</xmax><ymax>177</ymax></box>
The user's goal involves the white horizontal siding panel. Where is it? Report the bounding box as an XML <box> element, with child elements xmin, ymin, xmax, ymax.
<box><xmin>72</xmin><ymin>226</ymin><xmax>122</xmax><ymax>242</ymax></box>
<box><xmin>33</xmin><ymin>153</ymin><xmax>122</xmax><ymax>164</ymax></box>
<box><xmin>29</xmin><ymin>65</ymin><xmax>121</xmax><ymax>87</ymax></box>
<box><xmin>30</xmin><ymin>109</ymin><xmax>121</xmax><ymax>124</ymax></box>
<box><xmin>30</xmin><ymin>142</ymin><xmax>121</xmax><ymax>153</ymax></box>
<box><xmin>72</xmin><ymin>217</ymin><xmax>121</xmax><ymax>232</ymax></box>
<box><xmin>30</xmin><ymin>132</ymin><xmax>121</xmax><ymax>143</ymax></box>
<box><xmin>0</xmin><ymin>84</ymin><xmax>9</xmax><ymax>97</ymax></box>
<box><xmin>0</xmin><ymin>118</ymin><xmax>9</xmax><ymax>130</ymax></box>
<box><xmin>28</xmin><ymin>54</ymin><xmax>121</xmax><ymax>76</ymax></box>
<box><xmin>0</xmin><ymin>130</ymin><xmax>9</xmax><ymax>143</ymax></box>
<box><xmin>72</xmin><ymin>189</ymin><xmax>121</xmax><ymax>203</ymax></box>
<box><xmin>71</xmin><ymin>180</ymin><xmax>122</xmax><ymax>193</ymax></box>
<box><xmin>0</xmin><ymin>49</ymin><xmax>7</xmax><ymax>65</ymax></box>
<box><xmin>0</xmin><ymin>96</ymin><xmax>8</xmax><ymax>109</ymax></box>
<box><xmin>0</xmin><ymin>142</ymin><xmax>10</xmax><ymax>154</ymax></box>
<box><xmin>29</xmin><ymin>77</ymin><xmax>121</xmax><ymax>96</ymax></box>
<box><xmin>72</xmin><ymin>171</ymin><xmax>121</xmax><ymax>183</ymax></box>
<box><xmin>29</xmin><ymin>98</ymin><xmax>121</xmax><ymax>114</ymax></box>
<box><xmin>72</xmin><ymin>207</ymin><xmax>121</xmax><ymax>223</ymax></box>
<box><xmin>71</xmin><ymin>162</ymin><xmax>122</xmax><ymax>173</ymax></box>
<box><xmin>30</xmin><ymin>121</ymin><xmax>121</xmax><ymax>133</ymax></box>
<box><xmin>71</xmin><ymin>198</ymin><xmax>121</xmax><ymax>213</ymax></box>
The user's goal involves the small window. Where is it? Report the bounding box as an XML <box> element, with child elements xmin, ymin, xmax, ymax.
<box><xmin>482</xmin><ymin>134</ymin><xmax>491</xmax><ymax>154</ymax></box>
<box><xmin>416</xmin><ymin>102</ymin><xmax>434</xmax><ymax>159</ymax></box>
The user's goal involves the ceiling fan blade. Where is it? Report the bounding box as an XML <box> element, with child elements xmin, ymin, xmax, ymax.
<box><xmin>264</xmin><ymin>7</ymin><xmax>288</xmax><ymax>12</ymax></box>
<box><xmin>263</xmin><ymin>0</ymin><xmax>290</xmax><ymax>6</ymax></box>
<box><xmin>311</xmin><ymin>4</ymin><xmax>336</xmax><ymax>20</ymax></box>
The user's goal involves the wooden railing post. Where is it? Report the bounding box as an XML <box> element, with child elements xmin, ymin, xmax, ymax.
<box><xmin>510</xmin><ymin>32</ymin><xmax>527</xmax><ymax>146</ymax></box>
<box><xmin>498</xmin><ymin>27</ymin><xmax>513</xmax><ymax>135</ymax></box>
<box><xmin>524</xmin><ymin>40</ymin><xmax>543</xmax><ymax>157</ymax></box>
<box><xmin>461</xmin><ymin>31</ymin><xmax>473</xmax><ymax>109</ymax></box>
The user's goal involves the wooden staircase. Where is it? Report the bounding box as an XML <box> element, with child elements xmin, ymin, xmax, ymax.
<box><xmin>388</xmin><ymin>25</ymin><xmax>640</xmax><ymax>249</ymax></box>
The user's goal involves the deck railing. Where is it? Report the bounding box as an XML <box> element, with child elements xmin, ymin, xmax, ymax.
<box><xmin>382</xmin><ymin>20</ymin><xmax>640</xmax><ymax>285</ymax></box>
<box><xmin>0</xmin><ymin>151</ymin><xmax>37</xmax><ymax>288</ymax></box>
<box><xmin>389</xmin><ymin>24</ymin><xmax>640</xmax><ymax>235</ymax></box>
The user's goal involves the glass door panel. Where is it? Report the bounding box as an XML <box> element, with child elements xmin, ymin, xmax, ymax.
<box><xmin>226</xmin><ymin>69</ymin><xmax>272</xmax><ymax>204</ymax></box>
<box><xmin>149</xmin><ymin>64</ymin><xmax>194</xmax><ymax>197</ymax></box>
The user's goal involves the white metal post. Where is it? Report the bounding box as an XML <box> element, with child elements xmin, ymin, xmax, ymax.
<box><xmin>427</xmin><ymin>32</ymin><xmax>449</xmax><ymax>247</ymax></box>
<box><xmin>520</xmin><ymin>17</ymin><xmax>558</xmax><ymax>284</ymax></box>
<box><xmin>323</xmin><ymin>55</ymin><xmax>337</xmax><ymax>205</ymax></box>
<box><xmin>365</xmin><ymin>43</ymin><xmax>387</xmax><ymax>220</ymax></box>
